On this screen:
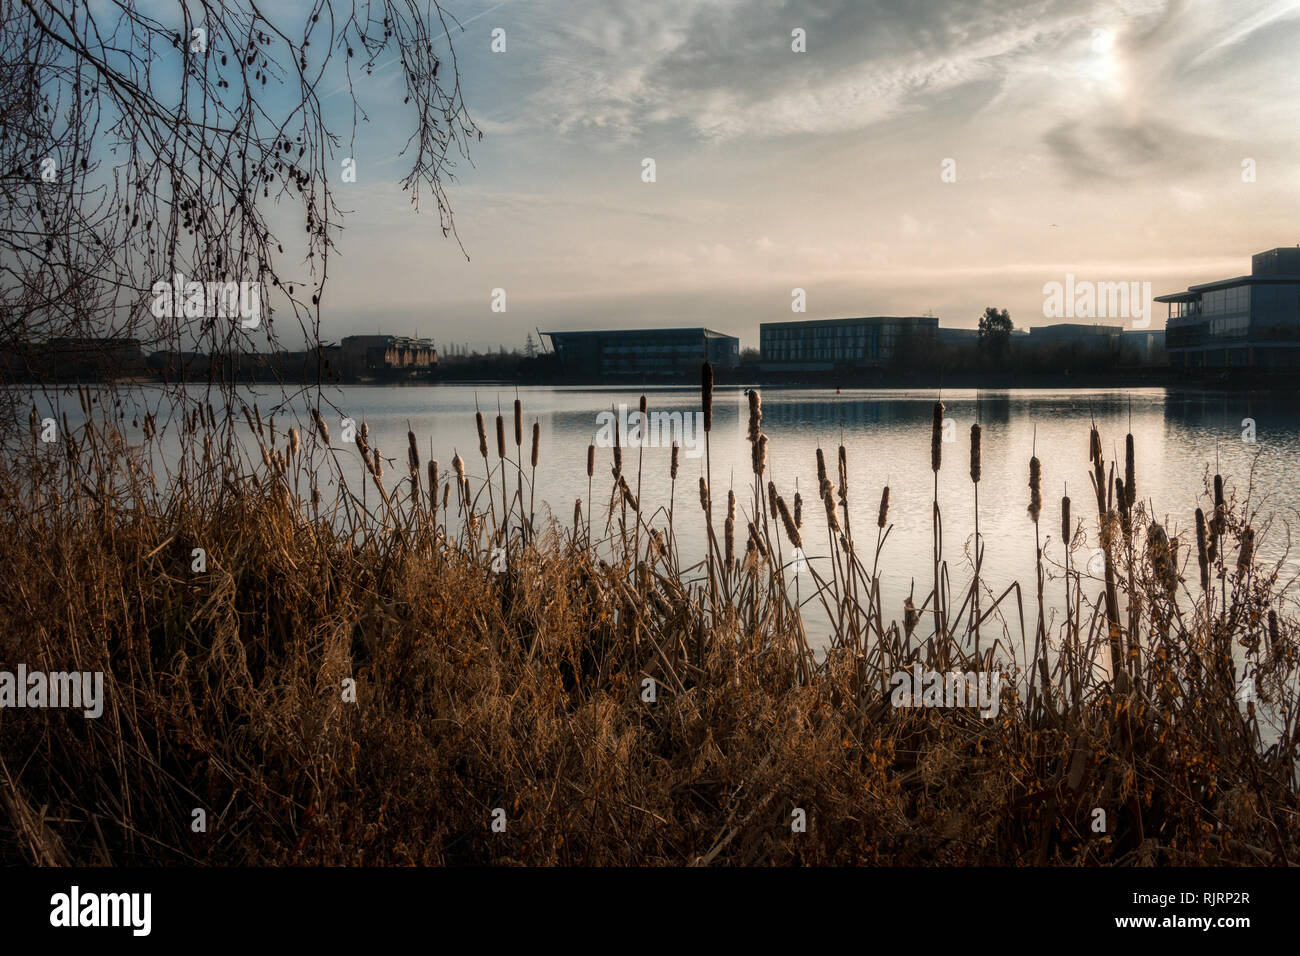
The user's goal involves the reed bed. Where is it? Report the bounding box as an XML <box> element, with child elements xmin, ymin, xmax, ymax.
<box><xmin>0</xmin><ymin>379</ymin><xmax>1297</xmax><ymax>865</ymax></box>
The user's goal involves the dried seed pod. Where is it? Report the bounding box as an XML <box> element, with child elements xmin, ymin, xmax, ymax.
<box><xmin>777</xmin><ymin>496</ymin><xmax>802</xmax><ymax>549</ymax></box>
<box><xmin>931</xmin><ymin>401</ymin><xmax>944</xmax><ymax>472</ymax></box>
<box><xmin>1028</xmin><ymin>456</ymin><xmax>1042</xmax><ymax>522</ymax></box>
<box><xmin>1195</xmin><ymin>507</ymin><xmax>1209</xmax><ymax>590</ymax></box>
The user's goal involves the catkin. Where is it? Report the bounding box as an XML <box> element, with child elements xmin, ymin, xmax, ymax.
<box><xmin>777</xmin><ymin>496</ymin><xmax>802</xmax><ymax>549</ymax></box>
<box><xmin>1195</xmin><ymin>507</ymin><xmax>1209</xmax><ymax>590</ymax></box>
<box><xmin>931</xmin><ymin>401</ymin><xmax>944</xmax><ymax>472</ymax></box>
<box><xmin>1028</xmin><ymin>456</ymin><xmax>1041</xmax><ymax>522</ymax></box>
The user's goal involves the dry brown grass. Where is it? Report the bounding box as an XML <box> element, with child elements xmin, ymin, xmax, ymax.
<box><xmin>0</xmin><ymin>380</ymin><xmax>1297</xmax><ymax>865</ymax></box>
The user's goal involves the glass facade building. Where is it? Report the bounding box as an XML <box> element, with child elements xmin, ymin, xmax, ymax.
<box><xmin>543</xmin><ymin>328</ymin><xmax>739</xmax><ymax>378</ymax></box>
<box><xmin>759</xmin><ymin>316</ymin><xmax>937</xmax><ymax>369</ymax></box>
<box><xmin>1156</xmin><ymin>247</ymin><xmax>1300</xmax><ymax>368</ymax></box>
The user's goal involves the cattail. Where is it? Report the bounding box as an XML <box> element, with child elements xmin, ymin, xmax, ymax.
<box><xmin>443</xmin><ymin>482</ymin><xmax>451</xmax><ymax>509</ymax></box>
<box><xmin>838</xmin><ymin>445</ymin><xmax>847</xmax><ymax>499</ymax></box>
<box><xmin>513</xmin><ymin>398</ymin><xmax>522</xmax><ymax>447</ymax></box>
<box><xmin>904</xmin><ymin>597</ymin><xmax>919</xmax><ymax>638</ymax></box>
<box><xmin>816</xmin><ymin>447</ymin><xmax>827</xmax><ymax>486</ymax></box>
<box><xmin>1115</xmin><ymin>477</ymin><xmax>1130</xmax><ymax>535</ymax></box>
<box><xmin>1268</xmin><ymin>608</ymin><xmax>1279</xmax><ymax>656</ymax></box>
<box><xmin>372</xmin><ymin>448</ymin><xmax>383</xmax><ymax>478</ymax></box>
<box><xmin>752</xmin><ymin>433</ymin><xmax>767</xmax><ymax>476</ymax></box>
<box><xmin>1089</xmin><ymin>427</ymin><xmax>1101</xmax><ymax>463</ymax></box>
<box><xmin>794</xmin><ymin>491</ymin><xmax>803</xmax><ymax>528</ymax></box>
<box><xmin>931</xmin><ymin>401</ymin><xmax>944</xmax><ymax>472</ymax></box>
<box><xmin>495</xmin><ymin>415</ymin><xmax>505</xmax><ymax>458</ymax></box>
<box><xmin>613</xmin><ymin>422</ymin><xmax>622</xmax><ymax>477</ymax></box>
<box><xmin>969</xmin><ymin>424</ymin><xmax>982</xmax><ymax>484</ymax></box>
<box><xmin>407</xmin><ymin>429</ymin><xmax>419</xmax><ymax>475</ymax></box>
<box><xmin>476</xmin><ymin>412</ymin><xmax>488</xmax><ymax>459</ymax></box>
<box><xmin>639</xmin><ymin>394</ymin><xmax>647</xmax><ymax>416</ymax></box>
<box><xmin>727</xmin><ymin>488</ymin><xmax>736</xmax><ymax>524</ymax></box>
<box><xmin>288</xmin><ymin>427</ymin><xmax>300</xmax><ymax>458</ymax></box>
<box><xmin>877</xmin><ymin>486</ymin><xmax>890</xmax><ymax>528</ymax></box>
<box><xmin>453</xmin><ymin>453</ymin><xmax>466</xmax><ymax>484</ymax></box>
<box><xmin>618</xmin><ymin>475</ymin><xmax>639</xmax><ymax>511</ymax></box>
<box><xmin>573</xmin><ymin>498</ymin><xmax>582</xmax><ymax>529</ymax></box>
<box><xmin>725</xmin><ymin>515</ymin><xmax>735</xmax><ymax>566</ymax></box>
<box><xmin>1027</xmin><ymin>456</ymin><xmax>1041</xmax><ymax>522</ymax></box>
<box><xmin>823</xmin><ymin>490</ymin><xmax>842</xmax><ymax>535</ymax></box>
<box><xmin>777</xmin><ymin>496</ymin><xmax>802</xmax><ymax>549</ymax></box>
<box><xmin>1147</xmin><ymin>522</ymin><xmax>1176</xmax><ymax>593</ymax></box>
<box><xmin>311</xmin><ymin>483</ymin><xmax>321</xmax><ymax>507</ymax></box>
<box><xmin>746</xmin><ymin>389</ymin><xmax>762</xmax><ymax>443</ymax></box>
<box><xmin>699</xmin><ymin>477</ymin><xmax>709</xmax><ymax>512</ymax></box>
<box><xmin>1195</xmin><ymin>507</ymin><xmax>1209</xmax><ymax>590</ymax></box>
<box><xmin>670</xmin><ymin>442</ymin><xmax>679</xmax><ymax>480</ymax></box>
<box><xmin>587</xmin><ymin>443</ymin><xmax>595</xmax><ymax>478</ymax></box>
<box><xmin>310</xmin><ymin>407</ymin><xmax>329</xmax><ymax>444</ymax></box>
<box><xmin>361</xmin><ymin>422</ymin><xmax>370</xmax><ymax>444</ymax></box>
<box><xmin>531</xmin><ymin>422</ymin><xmax>540</xmax><ymax>468</ymax></box>
<box><xmin>429</xmin><ymin>461</ymin><xmax>438</xmax><ymax>510</ymax></box>
<box><xmin>748</xmin><ymin>521</ymin><xmax>767</xmax><ymax>559</ymax></box>
<box><xmin>1237</xmin><ymin>527</ymin><xmax>1255</xmax><ymax>575</ymax></box>
<box><xmin>1061</xmin><ymin>495</ymin><xmax>1071</xmax><ymax>545</ymax></box>
<box><xmin>1124</xmin><ymin>434</ymin><xmax>1135</xmax><ymax>508</ymax></box>
<box><xmin>253</xmin><ymin>402</ymin><xmax>264</xmax><ymax>436</ymax></box>
<box><xmin>767</xmin><ymin>480</ymin><xmax>778</xmax><ymax>517</ymax></box>
<box><xmin>701</xmin><ymin>362</ymin><xmax>713</xmax><ymax>432</ymax></box>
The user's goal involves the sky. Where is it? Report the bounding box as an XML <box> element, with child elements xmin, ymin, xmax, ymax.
<box><xmin>309</xmin><ymin>0</ymin><xmax>1300</xmax><ymax>352</ymax></box>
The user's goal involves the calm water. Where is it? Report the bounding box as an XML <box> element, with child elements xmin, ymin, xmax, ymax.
<box><xmin>27</xmin><ymin>384</ymin><xmax>1300</xmax><ymax>649</ymax></box>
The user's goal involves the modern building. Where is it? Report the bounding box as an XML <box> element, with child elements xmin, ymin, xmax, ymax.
<box><xmin>759</xmin><ymin>316</ymin><xmax>937</xmax><ymax>369</ymax></box>
<box><xmin>1024</xmin><ymin>323</ymin><xmax>1123</xmax><ymax>348</ymax></box>
<box><xmin>1156</xmin><ymin>247</ymin><xmax>1300</xmax><ymax>368</ymax></box>
<box><xmin>542</xmin><ymin>328</ymin><xmax>739</xmax><ymax>378</ymax></box>
<box><xmin>338</xmin><ymin>334</ymin><xmax>437</xmax><ymax>379</ymax></box>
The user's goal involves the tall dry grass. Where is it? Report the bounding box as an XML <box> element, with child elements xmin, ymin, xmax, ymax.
<box><xmin>0</xmin><ymin>378</ymin><xmax>1297</xmax><ymax>865</ymax></box>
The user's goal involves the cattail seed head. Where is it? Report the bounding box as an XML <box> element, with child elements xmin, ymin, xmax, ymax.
<box><xmin>931</xmin><ymin>401</ymin><xmax>944</xmax><ymax>472</ymax></box>
<box><xmin>1124</xmin><ymin>434</ymin><xmax>1135</xmax><ymax>508</ymax></box>
<box><xmin>310</xmin><ymin>407</ymin><xmax>329</xmax><ymax>445</ymax></box>
<box><xmin>794</xmin><ymin>491</ymin><xmax>803</xmax><ymax>528</ymax></box>
<box><xmin>748</xmin><ymin>521</ymin><xmax>767</xmax><ymax>558</ymax></box>
<box><xmin>837</xmin><ymin>445</ymin><xmax>847</xmax><ymax>500</ymax></box>
<box><xmin>904</xmin><ymin>597</ymin><xmax>919</xmax><ymax>638</ymax></box>
<box><xmin>727</xmin><ymin>489</ymin><xmax>736</xmax><ymax>524</ymax></box>
<box><xmin>443</xmin><ymin>483</ymin><xmax>451</xmax><ymax>509</ymax></box>
<box><xmin>1237</xmin><ymin>527</ymin><xmax>1255</xmax><ymax>575</ymax></box>
<box><xmin>476</xmin><ymin>412</ymin><xmax>488</xmax><ymax>459</ymax></box>
<box><xmin>701</xmin><ymin>362</ymin><xmax>713</xmax><ymax>432</ymax></box>
<box><xmin>573</xmin><ymin>498</ymin><xmax>582</xmax><ymax>528</ymax></box>
<box><xmin>878</xmin><ymin>486</ymin><xmax>890</xmax><ymax>528</ymax></box>
<box><xmin>767</xmin><ymin>480</ymin><xmax>778</xmax><ymax>517</ymax></box>
<box><xmin>513</xmin><ymin>398</ymin><xmax>522</xmax><ymax>447</ymax></box>
<box><xmin>495</xmin><ymin>415</ymin><xmax>505</xmax><ymax>458</ymax></box>
<box><xmin>639</xmin><ymin>394</ymin><xmax>647</xmax><ymax>416</ymax></box>
<box><xmin>670</xmin><ymin>442</ymin><xmax>679</xmax><ymax>480</ymax></box>
<box><xmin>618</xmin><ymin>475</ymin><xmax>639</xmax><ymax>511</ymax></box>
<box><xmin>372</xmin><ymin>448</ymin><xmax>383</xmax><ymax>478</ymax></box>
<box><xmin>453</xmin><ymin>453</ymin><xmax>466</xmax><ymax>483</ymax></box>
<box><xmin>725</xmin><ymin>516</ymin><xmax>735</xmax><ymax>567</ymax></box>
<box><xmin>587</xmin><ymin>443</ymin><xmax>595</xmax><ymax>478</ymax></box>
<box><xmin>816</xmin><ymin>447</ymin><xmax>827</xmax><ymax>486</ymax></box>
<box><xmin>1089</xmin><ymin>427</ymin><xmax>1101</xmax><ymax>464</ymax></box>
<box><xmin>531</xmin><ymin>422</ymin><xmax>540</xmax><ymax>468</ymax></box>
<box><xmin>699</xmin><ymin>477</ymin><xmax>710</xmax><ymax>513</ymax></box>
<box><xmin>1061</xmin><ymin>495</ymin><xmax>1071</xmax><ymax>545</ymax></box>
<box><xmin>777</xmin><ymin>496</ymin><xmax>802</xmax><ymax>549</ymax></box>
<box><xmin>429</xmin><ymin>461</ymin><xmax>438</xmax><ymax>510</ymax></box>
<box><xmin>823</xmin><ymin>490</ymin><xmax>842</xmax><ymax>535</ymax></box>
<box><xmin>746</xmin><ymin>389</ymin><xmax>762</xmax><ymax>443</ymax></box>
<box><xmin>408</xmin><ymin>430</ymin><xmax>419</xmax><ymax>475</ymax></box>
<box><xmin>1195</xmin><ymin>507</ymin><xmax>1209</xmax><ymax>590</ymax></box>
<box><xmin>288</xmin><ymin>428</ymin><xmax>300</xmax><ymax>458</ymax></box>
<box><xmin>969</xmin><ymin>424</ymin><xmax>982</xmax><ymax>484</ymax></box>
<box><xmin>1028</xmin><ymin>456</ymin><xmax>1042</xmax><ymax>522</ymax></box>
